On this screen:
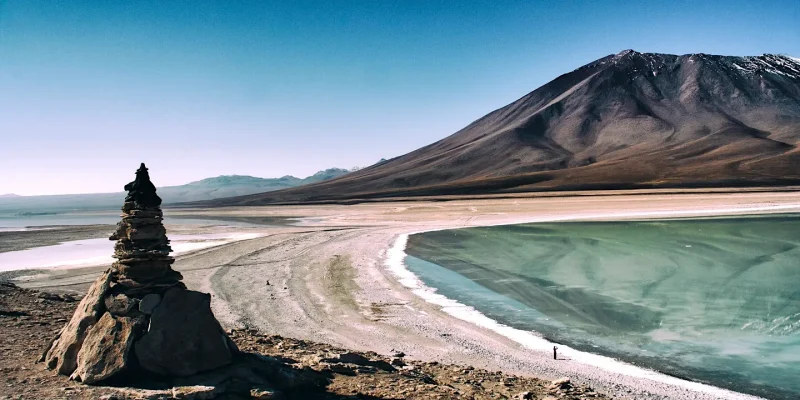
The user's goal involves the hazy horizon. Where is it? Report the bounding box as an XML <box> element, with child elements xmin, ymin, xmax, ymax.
<box><xmin>2</xmin><ymin>1</ymin><xmax>799</xmax><ymax>195</ymax></box>
<box><xmin>0</xmin><ymin>165</ymin><xmax>359</xmax><ymax>197</ymax></box>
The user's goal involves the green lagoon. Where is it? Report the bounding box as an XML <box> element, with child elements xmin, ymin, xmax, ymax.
<box><xmin>405</xmin><ymin>215</ymin><xmax>800</xmax><ymax>400</ymax></box>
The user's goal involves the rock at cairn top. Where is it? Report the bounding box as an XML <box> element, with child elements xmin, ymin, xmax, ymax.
<box><xmin>42</xmin><ymin>164</ymin><xmax>235</xmax><ymax>385</ymax></box>
<box><xmin>124</xmin><ymin>163</ymin><xmax>162</xmax><ymax>208</ymax></box>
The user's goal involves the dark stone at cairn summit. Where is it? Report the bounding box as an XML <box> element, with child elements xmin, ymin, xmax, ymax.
<box><xmin>124</xmin><ymin>163</ymin><xmax>162</xmax><ymax>208</ymax></box>
<box><xmin>41</xmin><ymin>163</ymin><xmax>236</xmax><ymax>384</ymax></box>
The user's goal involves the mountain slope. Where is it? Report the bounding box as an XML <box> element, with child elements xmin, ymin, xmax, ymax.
<box><xmin>209</xmin><ymin>50</ymin><xmax>800</xmax><ymax>205</ymax></box>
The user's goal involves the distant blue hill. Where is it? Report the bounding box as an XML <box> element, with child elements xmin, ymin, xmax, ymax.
<box><xmin>0</xmin><ymin>168</ymin><xmax>353</xmax><ymax>214</ymax></box>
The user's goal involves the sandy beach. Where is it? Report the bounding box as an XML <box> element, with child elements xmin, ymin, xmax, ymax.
<box><xmin>6</xmin><ymin>191</ymin><xmax>800</xmax><ymax>400</ymax></box>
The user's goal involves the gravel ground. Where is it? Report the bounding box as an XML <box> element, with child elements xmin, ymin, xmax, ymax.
<box><xmin>0</xmin><ymin>282</ymin><xmax>607</xmax><ymax>399</ymax></box>
<box><xmin>8</xmin><ymin>192</ymin><xmax>800</xmax><ymax>400</ymax></box>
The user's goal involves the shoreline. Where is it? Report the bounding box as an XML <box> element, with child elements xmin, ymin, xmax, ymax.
<box><xmin>7</xmin><ymin>192</ymin><xmax>800</xmax><ymax>399</ymax></box>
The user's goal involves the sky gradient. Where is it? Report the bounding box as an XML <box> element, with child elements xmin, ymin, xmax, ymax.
<box><xmin>1</xmin><ymin>0</ymin><xmax>799</xmax><ymax>195</ymax></box>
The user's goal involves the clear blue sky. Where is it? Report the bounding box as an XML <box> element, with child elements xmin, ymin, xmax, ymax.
<box><xmin>1</xmin><ymin>0</ymin><xmax>798</xmax><ymax>195</ymax></box>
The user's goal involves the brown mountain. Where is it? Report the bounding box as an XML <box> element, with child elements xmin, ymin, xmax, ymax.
<box><xmin>211</xmin><ymin>50</ymin><xmax>800</xmax><ymax>205</ymax></box>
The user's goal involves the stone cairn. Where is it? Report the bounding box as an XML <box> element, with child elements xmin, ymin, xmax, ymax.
<box><xmin>42</xmin><ymin>163</ymin><xmax>237</xmax><ymax>384</ymax></box>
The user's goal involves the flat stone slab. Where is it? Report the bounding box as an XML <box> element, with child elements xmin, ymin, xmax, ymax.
<box><xmin>138</xmin><ymin>293</ymin><xmax>161</xmax><ymax>314</ymax></box>
<box><xmin>105</xmin><ymin>385</ymin><xmax>220</xmax><ymax>400</ymax></box>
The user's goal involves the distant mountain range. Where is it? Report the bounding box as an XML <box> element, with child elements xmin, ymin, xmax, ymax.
<box><xmin>0</xmin><ymin>168</ymin><xmax>353</xmax><ymax>213</ymax></box>
<box><xmin>158</xmin><ymin>168</ymin><xmax>354</xmax><ymax>202</ymax></box>
<box><xmin>205</xmin><ymin>50</ymin><xmax>800</xmax><ymax>205</ymax></box>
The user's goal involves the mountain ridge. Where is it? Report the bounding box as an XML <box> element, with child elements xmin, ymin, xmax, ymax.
<box><xmin>204</xmin><ymin>50</ymin><xmax>800</xmax><ymax>205</ymax></box>
<box><xmin>183</xmin><ymin>168</ymin><xmax>354</xmax><ymax>187</ymax></box>
<box><xmin>0</xmin><ymin>168</ymin><xmax>353</xmax><ymax>213</ymax></box>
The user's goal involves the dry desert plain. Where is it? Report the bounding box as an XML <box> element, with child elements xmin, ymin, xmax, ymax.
<box><xmin>10</xmin><ymin>190</ymin><xmax>800</xmax><ymax>400</ymax></box>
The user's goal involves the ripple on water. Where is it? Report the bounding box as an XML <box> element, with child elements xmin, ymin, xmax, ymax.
<box><xmin>403</xmin><ymin>215</ymin><xmax>800</xmax><ymax>400</ymax></box>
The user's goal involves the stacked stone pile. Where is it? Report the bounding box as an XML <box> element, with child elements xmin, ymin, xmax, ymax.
<box><xmin>42</xmin><ymin>163</ymin><xmax>236</xmax><ymax>385</ymax></box>
<box><xmin>108</xmin><ymin>164</ymin><xmax>183</xmax><ymax>296</ymax></box>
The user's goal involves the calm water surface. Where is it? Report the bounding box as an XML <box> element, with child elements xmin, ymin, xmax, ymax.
<box><xmin>405</xmin><ymin>215</ymin><xmax>800</xmax><ymax>400</ymax></box>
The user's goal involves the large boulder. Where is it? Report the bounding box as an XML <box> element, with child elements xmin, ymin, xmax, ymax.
<box><xmin>70</xmin><ymin>312</ymin><xmax>139</xmax><ymax>384</ymax></box>
<box><xmin>42</xmin><ymin>270</ymin><xmax>112</xmax><ymax>375</ymax></box>
<box><xmin>135</xmin><ymin>288</ymin><xmax>234</xmax><ymax>376</ymax></box>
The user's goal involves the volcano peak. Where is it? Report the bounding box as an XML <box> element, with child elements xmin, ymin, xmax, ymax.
<box><xmin>207</xmin><ymin>50</ymin><xmax>800</xmax><ymax>205</ymax></box>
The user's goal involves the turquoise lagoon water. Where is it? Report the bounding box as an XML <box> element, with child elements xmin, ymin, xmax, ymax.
<box><xmin>405</xmin><ymin>215</ymin><xmax>800</xmax><ymax>400</ymax></box>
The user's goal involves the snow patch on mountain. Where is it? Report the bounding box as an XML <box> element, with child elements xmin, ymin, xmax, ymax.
<box><xmin>573</xmin><ymin>50</ymin><xmax>800</xmax><ymax>80</ymax></box>
<box><xmin>730</xmin><ymin>54</ymin><xmax>800</xmax><ymax>79</ymax></box>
